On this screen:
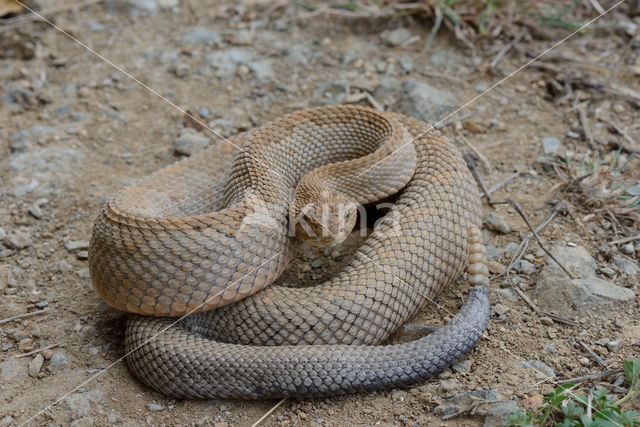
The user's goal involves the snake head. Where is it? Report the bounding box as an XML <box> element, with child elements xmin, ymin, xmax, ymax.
<box><xmin>292</xmin><ymin>193</ymin><xmax>358</xmax><ymax>247</ymax></box>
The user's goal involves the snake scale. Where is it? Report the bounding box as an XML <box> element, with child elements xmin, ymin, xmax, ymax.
<box><xmin>89</xmin><ymin>105</ymin><xmax>490</xmax><ymax>399</ymax></box>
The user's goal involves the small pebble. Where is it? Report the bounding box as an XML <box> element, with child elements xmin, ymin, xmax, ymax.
<box><xmin>606</xmin><ymin>340</ymin><xmax>621</xmax><ymax>352</ymax></box>
<box><xmin>64</xmin><ymin>240</ymin><xmax>90</xmax><ymax>252</ymax></box>
<box><xmin>541</xmin><ymin>136</ymin><xmax>561</xmax><ymax>156</ymax></box>
<box><xmin>452</xmin><ymin>359</ymin><xmax>471</xmax><ymax>374</ymax></box>
<box><xmin>49</xmin><ymin>352</ymin><xmax>69</xmax><ymax>369</ymax></box>
<box><xmin>600</xmin><ymin>266</ymin><xmax>616</xmax><ymax>278</ymax></box>
<box><xmin>440</xmin><ymin>379</ymin><xmax>459</xmax><ymax>393</ymax></box>
<box><xmin>487</xmin><ymin>259</ymin><xmax>506</xmax><ymax>274</ymax></box>
<box><xmin>540</xmin><ymin>316</ymin><xmax>554</xmax><ymax>326</ymax></box>
<box><xmin>35</xmin><ymin>300</ymin><xmax>48</xmax><ymax>309</ymax></box>
<box><xmin>621</xmin><ymin>243</ymin><xmax>635</xmax><ymax>255</ymax></box>
<box><xmin>381</xmin><ymin>28</ymin><xmax>412</xmax><ymax>46</ymax></box>
<box><xmin>3</xmin><ymin>230</ymin><xmax>33</xmax><ymax>250</ymax></box>
<box><xmin>579</xmin><ymin>357</ymin><xmax>591</xmax><ymax>367</ymax></box>
<box><xmin>147</xmin><ymin>403</ymin><xmax>164</xmax><ymax>412</ymax></box>
<box><xmin>174</xmin><ymin>128</ymin><xmax>211</xmax><ymax>156</ymax></box>
<box><xmin>482</xmin><ymin>212</ymin><xmax>511</xmax><ymax>234</ymax></box>
<box><xmin>76</xmin><ymin>251</ymin><xmax>89</xmax><ymax>260</ymax></box>
<box><xmin>28</xmin><ymin>354</ymin><xmax>44</xmax><ymax>377</ymax></box>
<box><xmin>513</xmin><ymin>259</ymin><xmax>536</xmax><ymax>275</ymax></box>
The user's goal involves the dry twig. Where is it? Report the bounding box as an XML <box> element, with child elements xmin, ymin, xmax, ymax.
<box><xmin>578</xmin><ymin>341</ymin><xmax>608</xmax><ymax>369</ymax></box>
<box><xmin>0</xmin><ymin>310</ymin><xmax>50</xmax><ymax>325</ymax></box>
<box><xmin>15</xmin><ymin>342</ymin><xmax>64</xmax><ymax>359</ymax></box>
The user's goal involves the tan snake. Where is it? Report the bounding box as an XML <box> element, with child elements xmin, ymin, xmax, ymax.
<box><xmin>89</xmin><ymin>105</ymin><xmax>490</xmax><ymax>399</ymax></box>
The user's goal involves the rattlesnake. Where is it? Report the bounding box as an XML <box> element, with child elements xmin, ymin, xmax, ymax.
<box><xmin>89</xmin><ymin>106</ymin><xmax>490</xmax><ymax>399</ymax></box>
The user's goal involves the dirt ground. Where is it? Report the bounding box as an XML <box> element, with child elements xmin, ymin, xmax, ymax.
<box><xmin>1</xmin><ymin>1</ymin><xmax>639</xmax><ymax>426</ymax></box>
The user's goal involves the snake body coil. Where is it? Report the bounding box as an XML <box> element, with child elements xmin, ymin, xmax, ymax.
<box><xmin>89</xmin><ymin>106</ymin><xmax>490</xmax><ymax>399</ymax></box>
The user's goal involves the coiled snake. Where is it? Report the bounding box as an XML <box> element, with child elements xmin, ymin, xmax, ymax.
<box><xmin>89</xmin><ymin>105</ymin><xmax>490</xmax><ymax>399</ymax></box>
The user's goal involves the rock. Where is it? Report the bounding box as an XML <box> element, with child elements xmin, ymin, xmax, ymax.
<box><xmin>35</xmin><ymin>300</ymin><xmax>48</xmax><ymax>309</ymax></box>
<box><xmin>482</xmin><ymin>212</ymin><xmax>511</xmax><ymax>234</ymax></box>
<box><xmin>381</xmin><ymin>28</ymin><xmax>412</xmax><ymax>46</ymax></box>
<box><xmin>543</xmin><ymin>243</ymin><xmax>597</xmax><ymax>278</ymax></box>
<box><xmin>181</xmin><ymin>27</ymin><xmax>222</xmax><ymax>46</ymax></box>
<box><xmin>49</xmin><ymin>352</ymin><xmax>70</xmax><ymax>370</ymax></box>
<box><xmin>28</xmin><ymin>354</ymin><xmax>44</xmax><ymax>377</ymax></box>
<box><xmin>174</xmin><ymin>129</ymin><xmax>211</xmax><ymax>156</ymax></box>
<box><xmin>621</xmin><ymin>243</ymin><xmax>635</xmax><ymax>255</ymax></box>
<box><xmin>599</xmin><ymin>266</ymin><xmax>616</xmax><ymax>278</ymax></box>
<box><xmin>541</xmin><ymin>136</ymin><xmax>561</xmax><ymax>155</ymax></box>
<box><xmin>147</xmin><ymin>403</ymin><xmax>165</xmax><ymax>412</ymax></box>
<box><xmin>65</xmin><ymin>390</ymin><xmax>104</xmax><ymax>418</ymax></box>
<box><xmin>503</xmin><ymin>242</ymin><xmax>521</xmax><ymax>257</ymax></box>
<box><xmin>487</xmin><ymin>259</ymin><xmax>506</xmax><ymax>274</ymax></box>
<box><xmin>521</xmin><ymin>360</ymin><xmax>555</xmax><ymax>378</ymax></box>
<box><xmin>513</xmin><ymin>259</ymin><xmax>536</xmax><ymax>275</ymax></box>
<box><xmin>533</xmin><ymin>242</ymin><xmax>634</xmax><ymax>313</ymax></box>
<box><xmin>64</xmin><ymin>240</ymin><xmax>90</xmax><ymax>251</ymax></box>
<box><xmin>247</xmin><ymin>59</ymin><xmax>274</xmax><ymax>83</ymax></box>
<box><xmin>452</xmin><ymin>359</ymin><xmax>471</xmax><ymax>374</ymax></box>
<box><xmin>440</xmin><ymin>379</ymin><xmax>460</xmax><ymax>392</ymax></box>
<box><xmin>606</xmin><ymin>340</ymin><xmax>621</xmax><ymax>352</ymax></box>
<box><xmin>535</xmin><ymin>276</ymin><xmax>634</xmax><ymax>313</ymax></box>
<box><xmin>400</xmin><ymin>80</ymin><xmax>458</xmax><ymax>124</ymax></box>
<box><xmin>613</xmin><ymin>255</ymin><xmax>639</xmax><ymax>276</ymax></box>
<box><xmin>77</xmin><ymin>251</ymin><xmax>89</xmax><ymax>260</ymax></box>
<box><xmin>3</xmin><ymin>230</ymin><xmax>33</xmax><ymax>249</ymax></box>
<box><xmin>0</xmin><ymin>416</ymin><xmax>13</xmax><ymax>427</ymax></box>
<box><xmin>28</xmin><ymin>199</ymin><xmax>47</xmax><ymax>219</ymax></box>
<box><xmin>483</xmin><ymin>400</ymin><xmax>520</xmax><ymax>427</ymax></box>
